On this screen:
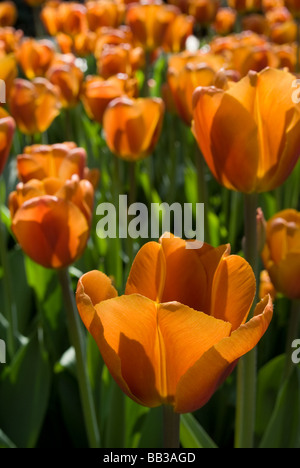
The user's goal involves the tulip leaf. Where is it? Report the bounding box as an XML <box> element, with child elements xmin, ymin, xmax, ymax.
<box><xmin>255</xmin><ymin>354</ymin><xmax>286</xmax><ymax>440</ymax></box>
<box><xmin>259</xmin><ymin>365</ymin><xmax>300</xmax><ymax>448</ymax></box>
<box><xmin>180</xmin><ymin>413</ymin><xmax>218</xmax><ymax>449</ymax></box>
<box><xmin>137</xmin><ymin>407</ymin><xmax>163</xmax><ymax>449</ymax></box>
<box><xmin>0</xmin><ymin>330</ymin><xmax>51</xmax><ymax>448</ymax></box>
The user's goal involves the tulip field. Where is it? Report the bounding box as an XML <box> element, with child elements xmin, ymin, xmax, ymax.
<box><xmin>1</xmin><ymin>0</ymin><xmax>300</xmax><ymax>451</ymax></box>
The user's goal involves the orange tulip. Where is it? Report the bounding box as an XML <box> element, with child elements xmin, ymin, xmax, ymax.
<box><xmin>192</xmin><ymin>67</ymin><xmax>300</xmax><ymax>193</ymax></box>
<box><xmin>0</xmin><ymin>1</ymin><xmax>17</xmax><ymax>27</ymax></box>
<box><xmin>162</xmin><ymin>14</ymin><xmax>195</xmax><ymax>53</ymax></box>
<box><xmin>103</xmin><ymin>96</ymin><xmax>165</xmax><ymax>161</ymax></box>
<box><xmin>81</xmin><ymin>74</ymin><xmax>138</xmax><ymax>125</ymax></box>
<box><xmin>16</xmin><ymin>142</ymin><xmax>99</xmax><ymax>187</ymax></box>
<box><xmin>267</xmin><ymin>7</ymin><xmax>297</xmax><ymax>44</ymax></box>
<box><xmin>125</xmin><ymin>1</ymin><xmax>180</xmax><ymax>52</ymax></box>
<box><xmin>46</xmin><ymin>61</ymin><xmax>84</xmax><ymax>108</ymax></box>
<box><xmin>227</xmin><ymin>0</ymin><xmax>262</xmax><ymax>13</ymax></box>
<box><xmin>212</xmin><ymin>7</ymin><xmax>237</xmax><ymax>35</ymax></box>
<box><xmin>231</xmin><ymin>43</ymin><xmax>279</xmax><ymax>77</ymax></box>
<box><xmin>9</xmin><ymin>175</ymin><xmax>94</xmax><ymax>269</ymax></box>
<box><xmin>284</xmin><ymin>0</ymin><xmax>300</xmax><ymax>18</ymax></box>
<box><xmin>97</xmin><ymin>43</ymin><xmax>145</xmax><ymax>79</ymax></box>
<box><xmin>0</xmin><ymin>53</ymin><xmax>18</xmax><ymax>96</ymax></box>
<box><xmin>0</xmin><ymin>27</ymin><xmax>23</xmax><ymax>54</ymax></box>
<box><xmin>8</xmin><ymin>77</ymin><xmax>61</xmax><ymax>135</ymax></box>
<box><xmin>16</xmin><ymin>38</ymin><xmax>55</xmax><ymax>80</ymax></box>
<box><xmin>0</xmin><ymin>115</ymin><xmax>15</xmax><ymax>175</ymax></box>
<box><xmin>263</xmin><ymin>0</ymin><xmax>284</xmax><ymax>10</ymax></box>
<box><xmin>41</xmin><ymin>1</ymin><xmax>88</xmax><ymax>37</ymax></box>
<box><xmin>167</xmin><ymin>51</ymin><xmax>226</xmax><ymax>125</ymax></box>
<box><xmin>41</xmin><ymin>1</ymin><xmax>61</xmax><ymax>36</ymax></box>
<box><xmin>242</xmin><ymin>14</ymin><xmax>270</xmax><ymax>35</ymax></box>
<box><xmin>187</xmin><ymin>0</ymin><xmax>220</xmax><ymax>25</ymax></box>
<box><xmin>76</xmin><ymin>234</ymin><xmax>273</xmax><ymax>413</ymax></box>
<box><xmin>86</xmin><ymin>0</ymin><xmax>125</xmax><ymax>31</ymax></box>
<box><xmin>262</xmin><ymin>209</ymin><xmax>300</xmax><ymax>300</ymax></box>
<box><xmin>93</xmin><ymin>26</ymin><xmax>134</xmax><ymax>58</ymax></box>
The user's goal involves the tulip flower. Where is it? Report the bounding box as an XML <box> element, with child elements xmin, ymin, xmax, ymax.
<box><xmin>103</xmin><ymin>96</ymin><xmax>165</xmax><ymax>161</ymax></box>
<box><xmin>41</xmin><ymin>1</ymin><xmax>88</xmax><ymax>37</ymax></box>
<box><xmin>0</xmin><ymin>53</ymin><xmax>18</xmax><ymax>96</ymax></box>
<box><xmin>212</xmin><ymin>7</ymin><xmax>237</xmax><ymax>35</ymax></box>
<box><xmin>262</xmin><ymin>209</ymin><xmax>300</xmax><ymax>300</ymax></box>
<box><xmin>0</xmin><ymin>115</ymin><xmax>15</xmax><ymax>175</ymax></box>
<box><xmin>0</xmin><ymin>1</ymin><xmax>17</xmax><ymax>27</ymax></box>
<box><xmin>192</xmin><ymin>67</ymin><xmax>300</xmax><ymax>193</ymax></box>
<box><xmin>93</xmin><ymin>26</ymin><xmax>134</xmax><ymax>59</ymax></box>
<box><xmin>162</xmin><ymin>14</ymin><xmax>195</xmax><ymax>53</ymax></box>
<box><xmin>187</xmin><ymin>0</ymin><xmax>220</xmax><ymax>26</ymax></box>
<box><xmin>76</xmin><ymin>234</ymin><xmax>273</xmax><ymax>413</ymax></box>
<box><xmin>0</xmin><ymin>27</ymin><xmax>23</xmax><ymax>54</ymax></box>
<box><xmin>46</xmin><ymin>61</ymin><xmax>84</xmax><ymax>108</ymax></box>
<box><xmin>167</xmin><ymin>51</ymin><xmax>226</xmax><ymax>125</ymax></box>
<box><xmin>263</xmin><ymin>0</ymin><xmax>284</xmax><ymax>10</ymax></box>
<box><xmin>227</xmin><ymin>0</ymin><xmax>262</xmax><ymax>13</ymax></box>
<box><xmin>81</xmin><ymin>74</ymin><xmax>138</xmax><ymax>125</ymax></box>
<box><xmin>86</xmin><ymin>0</ymin><xmax>125</xmax><ymax>31</ymax></box>
<box><xmin>16</xmin><ymin>38</ymin><xmax>55</xmax><ymax>80</ymax></box>
<box><xmin>97</xmin><ymin>43</ymin><xmax>145</xmax><ymax>79</ymax></box>
<box><xmin>284</xmin><ymin>0</ymin><xmax>300</xmax><ymax>18</ymax></box>
<box><xmin>16</xmin><ymin>142</ymin><xmax>99</xmax><ymax>188</ymax></box>
<box><xmin>8</xmin><ymin>77</ymin><xmax>61</xmax><ymax>135</ymax></box>
<box><xmin>125</xmin><ymin>1</ymin><xmax>180</xmax><ymax>52</ymax></box>
<box><xmin>9</xmin><ymin>175</ymin><xmax>94</xmax><ymax>269</ymax></box>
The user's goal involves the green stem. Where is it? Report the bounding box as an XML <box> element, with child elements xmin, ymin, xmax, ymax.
<box><xmin>195</xmin><ymin>145</ymin><xmax>210</xmax><ymax>245</ymax></box>
<box><xmin>142</xmin><ymin>51</ymin><xmax>151</xmax><ymax>97</ymax></box>
<box><xmin>33</xmin><ymin>6</ymin><xmax>44</xmax><ymax>38</ymax></box>
<box><xmin>57</xmin><ymin>268</ymin><xmax>101</xmax><ymax>448</ymax></box>
<box><xmin>0</xmin><ymin>177</ymin><xmax>17</xmax><ymax>359</ymax></box>
<box><xmin>163</xmin><ymin>405</ymin><xmax>180</xmax><ymax>449</ymax></box>
<box><xmin>235</xmin><ymin>192</ymin><xmax>259</xmax><ymax>449</ymax></box>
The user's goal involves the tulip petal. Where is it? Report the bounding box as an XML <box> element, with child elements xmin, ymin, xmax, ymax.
<box><xmin>125</xmin><ymin>241</ymin><xmax>166</xmax><ymax>302</ymax></box>
<box><xmin>253</xmin><ymin>69</ymin><xmax>300</xmax><ymax>190</ymax></box>
<box><xmin>174</xmin><ymin>295</ymin><xmax>273</xmax><ymax>413</ymax></box>
<box><xmin>76</xmin><ymin>270</ymin><xmax>118</xmax><ymax>329</ymax></box>
<box><xmin>159</xmin><ymin>235</ymin><xmax>229</xmax><ymax>314</ymax></box>
<box><xmin>210</xmin><ymin>253</ymin><xmax>256</xmax><ymax>330</ymax></box>
<box><xmin>193</xmin><ymin>85</ymin><xmax>260</xmax><ymax>193</ymax></box>
<box><xmin>91</xmin><ymin>294</ymin><xmax>163</xmax><ymax>408</ymax></box>
<box><xmin>158</xmin><ymin>302</ymin><xmax>232</xmax><ymax>402</ymax></box>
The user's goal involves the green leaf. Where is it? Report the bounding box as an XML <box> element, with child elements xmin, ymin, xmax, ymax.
<box><xmin>137</xmin><ymin>407</ymin><xmax>163</xmax><ymax>449</ymax></box>
<box><xmin>0</xmin><ymin>331</ymin><xmax>51</xmax><ymax>448</ymax></box>
<box><xmin>255</xmin><ymin>354</ymin><xmax>286</xmax><ymax>440</ymax></box>
<box><xmin>258</xmin><ymin>361</ymin><xmax>300</xmax><ymax>448</ymax></box>
<box><xmin>180</xmin><ymin>413</ymin><xmax>218</xmax><ymax>449</ymax></box>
